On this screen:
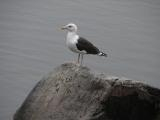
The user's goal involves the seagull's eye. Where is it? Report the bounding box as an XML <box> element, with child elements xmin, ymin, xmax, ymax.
<box><xmin>68</xmin><ymin>25</ymin><xmax>72</xmax><ymax>28</ymax></box>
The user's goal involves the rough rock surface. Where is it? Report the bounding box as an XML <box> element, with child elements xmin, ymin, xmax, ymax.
<box><xmin>14</xmin><ymin>63</ymin><xmax>160</xmax><ymax>120</ymax></box>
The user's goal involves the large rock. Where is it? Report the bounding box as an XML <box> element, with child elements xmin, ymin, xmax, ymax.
<box><xmin>14</xmin><ymin>63</ymin><xmax>160</xmax><ymax>120</ymax></box>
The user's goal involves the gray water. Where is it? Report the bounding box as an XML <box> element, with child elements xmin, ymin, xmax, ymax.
<box><xmin>0</xmin><ymin>0</ymin><xmax>160</xmax><ymax>119</ymax></box>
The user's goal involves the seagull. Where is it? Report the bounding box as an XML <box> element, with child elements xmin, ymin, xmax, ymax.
<box><xmin>61</xmin><ymin>23</ymin><xmax>107</xmax><ymax>65</ymax></box>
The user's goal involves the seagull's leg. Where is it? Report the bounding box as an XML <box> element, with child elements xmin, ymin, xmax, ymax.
<box><xmin>77</xmin><ymin>54</ymin><xmax>80</xmax><ymax>64</ymax></box>
<box><xmin>80</xmin><ymin>54</ymin><xmax>83</xmax><ymax>65</ymax></box>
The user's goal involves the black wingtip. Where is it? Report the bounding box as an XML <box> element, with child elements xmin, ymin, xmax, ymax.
<box><xmin>98</xmin><ymin>52</ymin><xmax>107</xmax><ymax>57</ymax></box>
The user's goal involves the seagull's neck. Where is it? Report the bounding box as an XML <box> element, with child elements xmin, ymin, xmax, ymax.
<box><xmin>67</xmin><ymin>31</ymin><xmax>78</xmax><ymax>41</ymax></box>
<box><xmin>67</xmin><ymin>31</ymin><xmax>77</xmax><ymax>37</ymax></box>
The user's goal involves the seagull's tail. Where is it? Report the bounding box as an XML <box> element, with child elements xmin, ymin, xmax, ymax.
<box><xmin>98</xmin><ymin>51</ymin><xmax>107</xmax><ymax>57</ymax></box>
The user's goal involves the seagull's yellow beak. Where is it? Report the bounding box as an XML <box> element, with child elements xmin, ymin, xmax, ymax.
<box><xmin>61</xmin><ymin>26</ymin><xmax>67</xmax><ymax>30</ymax></box>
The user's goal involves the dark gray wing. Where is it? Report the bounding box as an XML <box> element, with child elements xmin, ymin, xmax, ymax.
<box><xmin>76</xmin><ymin>37</ymin><xmax>100</xmax><ymax>54</ymax></box>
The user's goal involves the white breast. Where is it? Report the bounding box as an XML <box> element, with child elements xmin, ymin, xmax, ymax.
<box><xmin>66</xmin><ymin>32</ymin><xmax>86</xmax><ymax>54</ymax></box>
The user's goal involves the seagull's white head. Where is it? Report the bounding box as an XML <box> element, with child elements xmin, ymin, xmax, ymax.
<box><xmin>61</xmin><ymin>23</ymin><xmax>78</xmax><ymax>32</ymax></box>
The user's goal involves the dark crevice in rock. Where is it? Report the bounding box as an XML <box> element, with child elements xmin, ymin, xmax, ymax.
<box><xmin>102</xmin><ymin>92</ymin><xmax>158</xmax><ymax>120</ymax></box>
